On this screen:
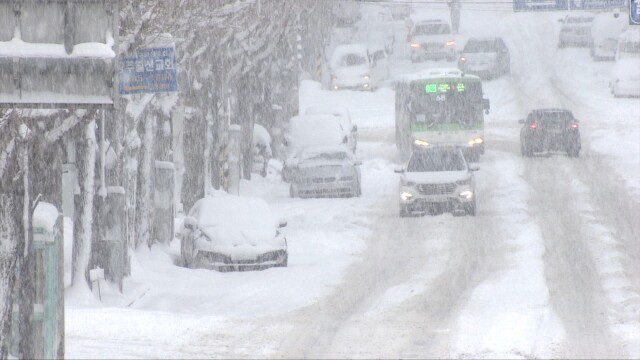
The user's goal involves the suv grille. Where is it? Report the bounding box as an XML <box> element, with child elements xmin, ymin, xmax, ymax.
<box><xmin>416</xmin><ymin>183</ymin><xmax>456</xmax><ymax>195</ymax></box>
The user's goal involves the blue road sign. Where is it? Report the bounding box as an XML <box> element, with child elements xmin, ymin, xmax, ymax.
<box><xmin>514</xmin><ymin>0</ymin><xmax>625</xmax><ymax>12</ymax></box>
<box><xmin>632</xmin><ymin>0</ymin><xmax>640</xmax><ymax>25</ymax></box>
<box><xmin>120</xmin><ymin>47</ymin><xmax>178</xmax><ymax>95</ymax></box>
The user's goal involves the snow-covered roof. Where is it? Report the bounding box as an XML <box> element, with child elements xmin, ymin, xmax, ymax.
<box><xmin>298</xmin><ymin>144</ymin><xmax>354</xmax><ymax>161</ymax></box>
<box><xmin>398</xmin><ymin>68</ymin><xmax>481</xmax><ymax>82</ymax></box>
<box><xmin>33</xmin><ymin>202</ymin><xmax>59</xmax><ymax>233</ymax></box>
<box><xmin>0</xmin><ymin>38</ymin><xmax>115</xmax><ymax>58</ymax></box>
<box><xmin>192</xmin><ymin>196</ymin><xmax>277</xmax><ymax>245</ymax></box>
<box><xmin>304</xmin><ymin>105</ymin><xmax>352</xmax><ymax>122</ymax></box>
<box><xmin>329</xmin><ymin>43</ymin><xmax>369</xmax><ymax>66</ymax></box>
<box><xmin>286</xmin><ymin>115</ymin><xmax>346</xmax><ymax>149</ymax></box>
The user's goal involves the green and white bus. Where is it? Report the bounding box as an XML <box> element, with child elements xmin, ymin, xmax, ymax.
<box><xmin>395</xmin><ymin>68</ymin><xmax>490</xmax><ymax>161</ymax></box>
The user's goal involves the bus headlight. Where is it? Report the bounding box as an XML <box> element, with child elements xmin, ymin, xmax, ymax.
<box><xmin>468</xmin><ymin>137</ymin><xmax>483</xmax><ymax>146</ymax></box>
<box><xmin>413</xmin><ymin>139</ymin><xmax>430</xmax><ymax>147</ymax></box>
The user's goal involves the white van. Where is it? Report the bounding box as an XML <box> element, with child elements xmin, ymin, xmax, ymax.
<box><xmin>590</xmin><ymin>11</ymin><xmax>627</xmax><ymax>61</ymax></box>
<box><xmin>610</xmin><ymin>29</ymin><xmax>640</xmax><ymax>98</ymax></box>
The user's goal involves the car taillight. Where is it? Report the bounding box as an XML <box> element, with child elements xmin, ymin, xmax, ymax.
<box><xmin>410</xmin><ymin>42</ymin><xmax>420</xmax><ymax>48</ymax></box>
<box><xmin>530</xmin><ymin>123</ymin><xmax>538</xmax><ymax>129</ymax></box>
<box><xmin>570</xmin><ymin>121</ymin><xmax>579</xmax><ymax>129</ymax></box>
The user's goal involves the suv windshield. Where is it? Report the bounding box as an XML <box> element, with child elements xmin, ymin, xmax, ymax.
<box><xmin>407</xmin><ymin>150</ymin><xmax>466</xmax><ymax>172</ymax></box>
<box><xmin>413</xmin><ymin>23</ymin><xmax>450</xmax><ymax>36</ymax></box>
<box><xmin>464</xmin><ymin>40</ymin><xmax>496</xmax><ymax>53</ymax></box>
<box><xmin>339</xmin><ymin>54</ymin><xmax>367</xmax><ymax>66</ymax></box>
<box><xmin>527</xmin><ymin>111</ymin><xmax>574</xmax><ymax>128</ymax></box>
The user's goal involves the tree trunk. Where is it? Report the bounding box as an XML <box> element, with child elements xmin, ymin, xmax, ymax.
<box><xmin>72</xmin><ymin>120</ymin><xmax>96</xmax><ymax>289</ymax></box>
<box><xmin>181</xmin><ymin>109</ymin><xmax>207</xmax><ymax>212</ymax></box>
<box><xmin>135</xmin><ymin>112</ymin><xmax>155</xmax><ymax>247</ymax></box>
<box><xmin>0</xmin><ymin>193</ymin><xmax>22</xmax><ymax>360</ymax></box>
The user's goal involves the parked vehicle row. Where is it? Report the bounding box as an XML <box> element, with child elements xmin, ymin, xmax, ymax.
<box><xmin>558</xmin><ymin>11</ymin><xmax>639</xmax><ymax>97</ymax></box>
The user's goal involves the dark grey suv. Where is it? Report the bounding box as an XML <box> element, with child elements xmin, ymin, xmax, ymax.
<box><xmin>519</xmin><ymin>108</ymin><xmax>581</xmax><ymax>157</ymax></box>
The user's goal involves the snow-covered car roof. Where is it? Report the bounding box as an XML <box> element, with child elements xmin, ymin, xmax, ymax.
<box><xmin>562</xmin><ymin>13</ymin><xmax>595</xmax><ymax>23</ymax></box>
<box><xmin>397</xmin><ymin>68</ymin><xmax>480</xmax><ymax>82</ymax></box>
<box><xmin>189</xmin><ymin>196</ymin><xmax>277</xmax><ymax>244</ymax></box>
<box><xmin>304</xmin><ymin>105</ymin><xmax>352</xmax><ymax>122</ymax></box>
<box><xmin>298</xmin><ymin>144</ymin><xmax>355</xmax><ymax>162</ymax></box>
<box><xmin>329</xmin><ymin>44</ymin><xmax>370</xmax><ymax>69</ymax></box>
<box><xmin>286</xmin><ymin>115</ymin><xmax>347</xmax><ymax>149</ymax></box>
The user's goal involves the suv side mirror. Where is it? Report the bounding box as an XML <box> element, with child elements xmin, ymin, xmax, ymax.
<box><xmin>469</xmin><ymin>164</ymin><xmax>480</xmax><ymax>171</ymax></box>
<box><xmin>518</xmin><ymin>119</ymin><xmax>525</xmax><ymax>124</ymax></box>
<box><xmin>278</xmin><ymin>220</ymin><xmax>288</xmax><ymax>228</ymax></box>
<box><xmin>394</xmin><ymin>167</ymin><xmax>405</xmax><ymax>173</ymax></box>
<box><xmin>483</xmin><ymin>98</ymin><xmax>490</xmax><ymax>114</ymax></box>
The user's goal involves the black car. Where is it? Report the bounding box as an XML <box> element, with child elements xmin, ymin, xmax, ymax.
<box><xmin>519</xmin><ymin>108</ymin><xmax>581</xmax><ymax>157</ymax></box>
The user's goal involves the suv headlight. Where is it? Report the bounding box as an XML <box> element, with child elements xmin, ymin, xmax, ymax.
<box><xmin>413</xmin><ymin>139</ymin><xmax>430</xmax><ymax>147</ymax></box>
<box><xmin>400</xmin><ymin>192</ymin><xmax>414</xmax><ymax>201</ymax></box>
<box><xmin>459</xmin><ymin>190</ymin><xmax>474</xmax><ymax>200</ymax></box>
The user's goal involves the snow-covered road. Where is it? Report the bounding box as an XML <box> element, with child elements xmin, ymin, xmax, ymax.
<box><xmin>66</xmin><ymin>6</ymin><xmax>639</xmax><ymax>359</ymax></box>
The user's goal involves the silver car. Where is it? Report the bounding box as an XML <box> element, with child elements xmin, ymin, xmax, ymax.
<box><xmin>289</xmin><ymin>145</ymin><xmax>362</xmax><ymax>198</ymax></box>
<box><xmin>395</xmin><ymin>146</ymin><xmax>478</xmax><ymax>217</ymax></box>
<box><xmin>457</xmin><ymin>37</ymin><xmax>510</xmax><ymax>79</ymax></box>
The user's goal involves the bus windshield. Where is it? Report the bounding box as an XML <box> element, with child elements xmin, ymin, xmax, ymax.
<box><xmin>406</xmin><ymin>81</ymin><xmax>483</xmax><ymax>127</ymax></box>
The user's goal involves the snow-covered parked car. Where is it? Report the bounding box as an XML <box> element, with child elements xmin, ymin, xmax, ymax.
<box><xmin>289</xmin><ymin>145</ymin><xmax>362</xmax><ymax>198</ymax></box>
<box><xmin>329</xmin><ymin>43</ymin><xmax>379</xmax><ymax>91</ymax></box>
<box><xmin>590</xmin><ymin>11</ymin><xmax>627</xmax><ymax>61</ymax></box>
<box><xmin>179</xmin><ymin>195</ymin><xmax>288</xmax><ymax>271</ymax></box>
<box><xmin>282</xmin><ymin>114</ymin><xmax>350</xmax><ymax>182</ymax></box>
<box><xmin>252</xmin><ymin>123</ymin><xmax>272</xmax><ymax>177</ymax></box>
<box><xmin>557</xmin><ymin>12</ymin><xmax>595</xmax><ymax>48</ymax></box>
<box><xmin>610</xmin><ymin>29</ymin><xmax>640</xmax><ymax>98</ymax></box>
<box><xmin>304</xmin><ymin>105</ymin><xmax>357</xmax><ymax>153</ymax></box>
<box><xmin>395</xmin><ymin>145</ymin><xmax>478</xmax><ymax>217</ymax></box>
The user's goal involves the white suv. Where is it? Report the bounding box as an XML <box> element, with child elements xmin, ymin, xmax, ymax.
<box><xmin>395</xmin><ymin>146</ymin><xmax>478</xmax><ymax>217</ymax></box>
<box><xmin>408</xmin><ymin>19</ymin><xmax>456</xmax><ymax>62</ymax></box>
